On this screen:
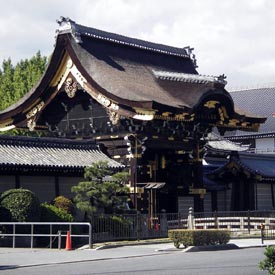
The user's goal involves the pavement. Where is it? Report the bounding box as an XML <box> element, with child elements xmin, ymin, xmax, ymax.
<box><xmin>0</xmin><ymin>238</ymin><xmax>275</xmax><ymax>270</ymax></box>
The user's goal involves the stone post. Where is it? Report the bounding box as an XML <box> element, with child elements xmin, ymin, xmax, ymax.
<box><xmin>187</xmin><ymin>207</ymin><xmax>194</xmax><ymax>229</ymax></box>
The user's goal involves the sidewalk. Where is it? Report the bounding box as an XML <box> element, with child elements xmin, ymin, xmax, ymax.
<box><xmin>0</xmin><ymin>238</ymin><xmax>274</xmax><ymax>269</ymax></box>
<box><xmin>229</xmin><ymin>238</ymin><xmax>275</xmax><ymax>248</ymax></box>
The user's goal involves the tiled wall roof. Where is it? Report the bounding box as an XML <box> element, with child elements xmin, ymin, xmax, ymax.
<box><xmin>0</xmin><ymin>135</ymin><xmax>122</xmax><ymax>169</ymax></box>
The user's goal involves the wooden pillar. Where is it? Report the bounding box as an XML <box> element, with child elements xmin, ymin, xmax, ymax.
<box><xmin>129</xmin><ymin>158</ymin><xmax>138</xmax><ymax>210</ymax></box>
<box><xmin>192</xmin><ymin>142</ymin><xmax>204</xmax><ymax>213</ymax></box>
<box><xmin>55</xmin><ymin>176</ymin><xmax>60</xmax><ymax>197</ymax></box>
<box><xmin>211</xmin><ymin>191</ymin><xmax>218</xmax><ymax>212</ymax></box>
<box><xmin>248</xmin><ymin>180</ymin><xmax>255</xmax><ymax>210</ymax></box>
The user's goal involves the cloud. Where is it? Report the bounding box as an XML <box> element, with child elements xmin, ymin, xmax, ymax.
<box><xmin>0</xmin><ymin>0</ymin><xmax>274</xmax><ymax>89</ymax></box>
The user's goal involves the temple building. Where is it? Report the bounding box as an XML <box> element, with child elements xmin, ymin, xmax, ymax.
<box><xmin>0</xmin><ymin>17</ymin><xmax>266</xmax><ymax>213</ymax></box>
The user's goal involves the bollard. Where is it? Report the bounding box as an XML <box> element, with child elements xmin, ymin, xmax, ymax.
<box><xmin>58</xmin><ymin>230</ymin><xmax>62</xmax><ymax>250</ymax></box>
<box><xmin>187</xmin><ymin>207</ymin><xmax>194</xmax><ymax>229</ymax></box>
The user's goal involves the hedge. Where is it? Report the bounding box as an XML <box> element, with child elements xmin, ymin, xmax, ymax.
<box><xmin>0</xmin><ymin>189</ymin><xmax>40</xmax><ymax>222</ymax></box>
<box><xmin>40</xmin><ymin>203</ymin><xmax>73</xmax><ymax>222</ymax></box>
<box><xmin>168</xmin><ymin>229</ymin><xmax>230</xmax><ymax>248</ymax></box>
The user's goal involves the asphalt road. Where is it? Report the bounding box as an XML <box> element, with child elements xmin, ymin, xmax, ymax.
<box><xmin>0</xmin><ymin>246</ymin><xmax>268</xmax><ymax>275</ymax></box>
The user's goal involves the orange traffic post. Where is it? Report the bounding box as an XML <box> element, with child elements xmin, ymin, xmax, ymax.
<box><xmin>65</xmin><ymin>231</ymin><xmax>72</xmax><ymax>250</ymax></box>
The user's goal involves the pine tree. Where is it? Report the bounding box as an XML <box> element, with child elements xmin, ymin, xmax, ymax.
<box><xmin>71</xmin><ymin>161</ymin><xmax>130</xmax><ymax>217</ymax></box>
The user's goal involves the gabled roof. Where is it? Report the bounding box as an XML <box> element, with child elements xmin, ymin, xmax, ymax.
<box><xmin>0</xmin><ymin>17</ymin><xmax>266</xmax><ymax>134</ymax></box>
<box><xmin>56</xmin><ymin>16</ymin><xmax>192</xmax><ymax>59</ymax></box>
<box><xmin>206</xmin><ymin>133</ymin><xmax>249</xmax><ymax>152</ymax></box>
<box><xmin>0</xmin><ymin>135</ymin><xmax>122</xmax><ymax>169</ymax></box>
<box><xmin>228</xmin><ymin>87</ymin><xmax>275</xmax><ymax>139</ymax></box>
<box><xmin>207</xmin><ymin>152</ymin><xmax>275</xmax><ymax>181</ymax></box>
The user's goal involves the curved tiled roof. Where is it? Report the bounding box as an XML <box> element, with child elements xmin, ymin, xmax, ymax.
<box><xmin>0</xmin><ymin>17</ymin><xmax>266</xmax><ymax>134</ymax></box>
<box><xmin>153</xmin><ymin>70</ymin><xmax>227</xmax><ymax>86</ymax></box>
<box><xmin>0</xmin><ymin>135</ymin><xmax>122</xmax><ymax>169</ymax></box>
<box><xmin>69</xmin><ymin>35</ymin><xmax>202</xmax><ymax>109</ymax></box>
<box><xmin>57</xmin><ymin>17</ymin><xmax>192</xmax><ymax>59</ymax></box>
<box><xmin>206</xmin><ymin>133</ymin><xmax>249</xmax><ymax>152</ymax></box>
<box><xmin>229</xmin><ymin>87</ymin><xmax>275</xmax><ymax>137</ymax></box>
<box><xmin>208</xmin><ymin>152</ymin><xmax>275</xmax><ymax>181</ymax></box>
<box><xmin>236</xmin><ymin>153</ymin><xmax>275</xmax><ymax>178</ymax></box>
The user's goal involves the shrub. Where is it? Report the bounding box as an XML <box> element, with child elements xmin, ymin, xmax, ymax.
<box><xmin>40</xmin><ymin>203</ymin><xmax>73</xmax><ymax>222</ymax></box>
<box><xmin>259</xmin><ymin>246</ymin><xmax>275</xmax><ymax>274</ymax></box>
<box><xmin>0</xmin><ymin>189</ymin><xmax>40</xmax><ymax>222</ymax></box>
<box><xmin>168</xmin><ymin>229</ymin><xmax>230</xmax><ymax>248</ymax></box>
<box><xmin>53</xmin><ymin>196</ymin><xmax>74</xmax><ymax>215</ymax></box>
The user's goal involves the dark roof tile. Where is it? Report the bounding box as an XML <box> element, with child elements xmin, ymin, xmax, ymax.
<box><xmin>57</xmin><ymin>16</ymin><xmax>193</xmax><ymax>59</ymax></box>
<box><xmin>0</xmin><ymin>135</ymin><xmax>122</xmax><ymax>168</ymax></box>
<box><xmin>228</xmin><ymin>87</ymin><xmax>275</xmax><ymax>136</ymax></box>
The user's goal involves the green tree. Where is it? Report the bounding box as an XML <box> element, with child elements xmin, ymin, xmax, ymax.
<box><xmin>259</xmin><ymin>246</ymin><xmax>275</xmax><ymax>274</ymax></box>
<box><xmin>0</xmin><ymin>51</ymin><xmax>47</xmax><ymax>111</ymax></box>
<box><xmin>0</xmin><ymin>58</ymin><xmax>14</xmax><ymax>110</ymax></box>
<box><xmin>71</xmin><ymin>161</ymin><xmax>129</xmax><ymax>218</ymax></box>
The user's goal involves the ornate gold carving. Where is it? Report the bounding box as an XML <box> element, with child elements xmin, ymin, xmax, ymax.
<box><xmin>220</xmin><ymin>106</ymin><xmax>229</xmax><ymax>119</ymax></box>
<box><xmin>27</xmin><ymin>118</ymin><xmax>36</xmax><ymax>131</ymax></box>
<box><xmin>97</xmin><ymin>93</ymin><xmax>119</xmax><ymax>110</ymax></box>
<box><xmin>107</xmin><ymin>109</ymin><xmax>120</xmax><ymax>125</ymax></box>
<box><xmin>204</xmin><ymin>100</ymin><xmax>219</xmax><ymax>109</ymax></box>
<box><xmin>228</xmin><ymin>119</ymin><xmax>240</xmax><ymax>126</ymax></box>
<box><xmin>26</xmin><ymin>101</ymin><xmax>45</xmax><ymax>119</ymax></box>
<box><xmin>218</xmin><ymin>107</ymin><xmax>225</xmax><ymax>122</ymax></box>
<box><xmin>174</xmin><ymin>113</ymin><xmax>189</xmax><ymax>120</ymax></box>
<box><xmin>161</xmin><ymin>112</ymin><xmax>172</xmax><ymax>117</ymax></box>
<box><xmin>66</xmin><ymin>59</ymin><xmax>73</xmax><ymax>69</ymax></box>
<box><xmin>65</xmin><ymin>77</ymin><xmax>78</xmax><ymax>98</ymax></box>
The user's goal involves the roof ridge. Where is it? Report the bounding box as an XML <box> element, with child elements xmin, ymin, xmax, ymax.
<box><xmin>0</xmin><ymin>135</ymin><xmax>97</xmax><ymax>149</ymax></box>
<box><xmin>56</xmin><ymin>16</ymin><xmax>197</xmax><ymax>66</ymax></box>
<box><xmin>153</xmin><ymin>70</ymin><xmax>227</xmax><ymax>86</ymax></box>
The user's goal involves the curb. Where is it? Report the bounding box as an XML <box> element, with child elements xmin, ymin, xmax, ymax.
<box><xmin>184</xmin><ymin>243</ymin><xmax>239</xmax><ymax>252</ymax></box>
<box><xmin>92</xmin><ymin>240</ymin><xmax>172</xmax><ymax>250</ymax></box>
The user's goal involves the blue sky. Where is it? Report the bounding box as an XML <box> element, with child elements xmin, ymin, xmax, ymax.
<box><xmin>0</xmin><ymin>0</ymin><xmax>275</xmax><ymax>90</ymax></box>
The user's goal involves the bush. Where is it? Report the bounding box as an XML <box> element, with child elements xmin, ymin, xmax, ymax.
<box><xmin>53</xmin><ymin>196</ymin><xmax>74</xmax><ymax>215</ymax></box>
<box><xmin>168</xmin><ymin>229</ymin><xmax>230</xmax><ymax>248</ymax></box>
<box><xmin>259</xmin><ymin>246</ymin><xmax>275</xmax><ymax>274</ymax></box>
<box><xmin>0</xmin><ymin>189</ymin><xmax>40</xmax><ymax>222</ymax></box>
<box><xmin>40</xmin><ymin>203</ymin><xmax>73</xmax><ymax>222</ymax></box>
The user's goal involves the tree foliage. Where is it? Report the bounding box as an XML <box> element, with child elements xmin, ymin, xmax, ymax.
<box><xmin>0</xmin><ymin>52</ymin><xmax>47</xmax><ymax>111</ymax></box>
<box><xmin>0</xmin><ymin>188</ymin><xmax>40</xmax><ymax>222</ymax></box>
<box><xmin>53</xmin><ymin>195</ymin><xmax>74</xmax><ymax>215</ymax></box>
<box><xmin>71</xmin><ymin>161</ymin><xmax>130</xmax><ymax>217</ymax></box>
<box><xmin>40</xmin><ymin>203</ymin><xmax>73</xmax><ymax>222</ymax></box>
<box><xmin>259</xmin><ymin>246</ymin><xmax>275</xmax><ymax>274</ymax></box>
